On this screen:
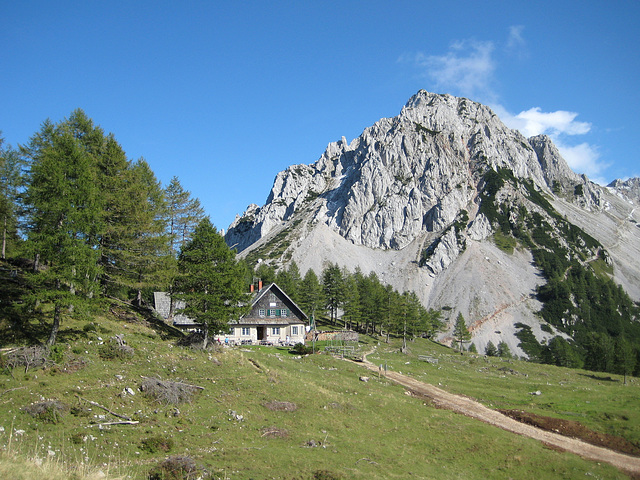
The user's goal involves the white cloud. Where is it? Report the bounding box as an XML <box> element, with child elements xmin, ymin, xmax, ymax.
<box><xmin>403</xmin><ymin>30</ymin><xmax>610</xmax><ymax>183</ymax></box>
<box><xmin>556</xmin><ymin>142</ymin><xmax>608</xmax><ymax>184</ymax></box>
<box><xmin>511</xmin><ymin>108</ymin><xmax>591</xmax><ymax>137</ymax></box>
<box><xmin>496</xmin><ymin>104</ymin><xmax>607</xmax><ymax>182</ymax></box>
<box><xmin>408</xmin><ymin>40</ymin><xmax>496</xmax><ymax>100</ymax></box>
<box><xmin>506</xmin><ymin>25</ymin><xmax>526</xmax><ymax>52</ymax></box>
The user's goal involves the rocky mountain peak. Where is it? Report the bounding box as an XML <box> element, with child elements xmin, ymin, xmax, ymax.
<box><xmin>226</xmin><ymin>90</ymin><xmax>577</xmax><ymax>253</ymax></box>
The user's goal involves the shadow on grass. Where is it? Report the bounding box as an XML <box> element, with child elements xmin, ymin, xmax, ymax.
<box><xmin>579</xmin><ymin>373</ymin><xmax>619</xmax><ymax>382</ymax></box>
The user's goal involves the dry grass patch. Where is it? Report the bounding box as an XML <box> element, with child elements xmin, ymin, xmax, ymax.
<box><xmin>140</xmin><ymin>376</ymin><xmax>203</xmax><ymax>405</ymax></box>
<box><xmin>261</xmin><ymin>426</ymin><xmax>289</xmax><ymax>438</ymax></box>
<box><xmin>22</xmin><ymin>399</ymin><xmax>68</xmax><ymax>424</ymax></box>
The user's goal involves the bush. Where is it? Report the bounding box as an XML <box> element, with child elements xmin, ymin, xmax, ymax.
<box><xmin>5</xmin><ymin>346</ymin><xmax>49</xmax><ymax>373</ymax></box>
<box><xmin>140</xmin><ymin>435</ymin><xmax>174</xmax><ymax>454</ymax></box>
<box><xmin>148</xmin><ymin>455</ymin><xmax>204</xmax><ymax>480</ymax></box>
<box><xmin>49</xmin><ymin>344</ymin><xmax>66</xmax><ymax>364</ymax></box>
<box><xmin>22</xmin><ymin>400</ymin><xmax>67</xmax><ymax>424</ymax></box>
<box><xmin>289</xmin><ymin>343</ymin><xmax>313</xmax><ymax>355</ymax></box>
<box><xmin>313</xmin><ymin>471</ymin><xmax>344</xmax><ymax>480</ymax></box>
<box><xmin>98</xmin><ymin>336</ymin><xmax>134</xmax><ymax>360</ymax></box>
<box><xmin>82</xmin><ymin>322</ymin><xmax>97</xmax><ymax>333</ymax></box>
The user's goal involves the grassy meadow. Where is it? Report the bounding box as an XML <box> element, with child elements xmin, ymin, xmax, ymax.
<box><xmin>0</xmin><ymin>307</ymin><xmax>637</xmax><ymax>479</ymax></box>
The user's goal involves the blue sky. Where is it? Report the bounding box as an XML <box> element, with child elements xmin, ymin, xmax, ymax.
<box><xmin>2</xmin><ymin>1</ymin><xmax>638</xmax><ymax>231</ymax></box>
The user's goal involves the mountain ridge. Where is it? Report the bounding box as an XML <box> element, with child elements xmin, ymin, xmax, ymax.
<box><xmin>225</xmin><ymin>90</ymin><xmax>640</xmax><ymax>357</ymax></box>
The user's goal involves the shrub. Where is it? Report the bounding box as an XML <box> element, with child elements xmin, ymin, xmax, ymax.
<box><xmin>5</xmin><ymin>346</ymin><xmax>49</xmax><ymax>373</ymax></box>
<box><xmin>82</xmin><ymin>322</ymin><xmax>97</xmax><ymax>333</ymax></box>
<box><xmin>22</xmin><ymin>400</ymin><xmax>67</xmax><ymax>424</ymax></box>
<box><xmin>70</xmin><ymin>405</ymin><xmax>91</xmax><ymax>417</ymax></box>
<box><xmin>289</xmin><ymin>343</ymin><xmax>313</xmax><ymax>355</ymax></box>
<box><xmin>49</xmin><ymin>344</ymin><xmax>66</xmax><ymax>364</ymax></box>
<box><xmin>98</xmin><ymin>336</ymin><xmax>134</xmax><ymax>360</ymax></box>
<box><xmin>313</xmin><ymin>471</ymin><xmax>344</xmax><ymax>480</ymax></box>
<box><xmin>140</xmin><ymin>377</ymin><xmax>201</xmax><ymax>405</ymax></box>
<box><xmin>140</xmin><ymin>435</ymin><xmax>174</xmax><ymax>454</ymax></box>
<box><xmin>147</xmin><ymin>455</ymin><xmax>204</xmax><ymax>480</ymax></box>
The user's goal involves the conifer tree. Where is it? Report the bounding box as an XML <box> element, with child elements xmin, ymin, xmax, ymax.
<box><xmin>299</xmin><ymin>268</ymin><xmax>322</xmax><ymax>325</ymax></box>
<box><xmin>497</xmin><ymin>340</ymin><xmax>512</xmax><ymax>359</ymax></box>
<box><xmin>485</xmin><ymin>340</ymin><xmax>498</xmax><ymax>356</ymax></box>
<box><xmin>452</xmin><ymin>313</ymin><xmax>471</xmax><ymax>354</ymax></box>
<box><xmin>21</xmin><ymin>112</ymin><xmax>103</xmax><ymax>345</ymax></box>
<box><xmin>341</xmin><ymin>270</ymin><xmax>360</xmax><ymax>330</ymax></box>
<box><xmin>164</xmin><ymin>176</ymin><xmax>204</xmax><ymax>255</ymax></box>
<box><xmin>0</xmin><ymin>136</ymin><xmax>24</xmax><ymax>259</ymax></box>
<box><xmin>322</xmin><ymin>263</ymin><xmax>343</xmax><ymax>325</ymax></box>
<box><xmin>175</xmin><ymin>218</ymin><xmax>249</xmax><ymax>348</ymax></box>
<box><xmin>614</xmin><ymin>336</ymin><xmax>636</xmax><ymax>384</ymax></box>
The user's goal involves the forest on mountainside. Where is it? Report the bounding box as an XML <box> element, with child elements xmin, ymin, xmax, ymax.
<box><xmin>477</xmin><ymin>168</ymin><xmax>640</xmax><ymax>377</ymax></box>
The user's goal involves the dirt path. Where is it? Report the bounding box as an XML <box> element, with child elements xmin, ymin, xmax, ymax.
<box><xmin>358</xmin><ymin>353</ymin><xmax>640</xmax><ymax>476</ymax></box>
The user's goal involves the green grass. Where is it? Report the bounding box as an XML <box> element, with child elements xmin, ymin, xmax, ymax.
<box><xmin>0</xmin><ymin>311</ymin><xmax>636</xmax><ymax>479</ymax></box>
<box><xmin>492</xmin><ymin>229</ymin><xmax>517</xmax><ymax>254</ymax></box>
<box><xmin>369</xmin><ymin>337</ymin><xmax>640</xmax><ymax>448</ymax></box>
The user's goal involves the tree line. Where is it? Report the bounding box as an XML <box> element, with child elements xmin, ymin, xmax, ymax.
<box><xmin>0</xmin><ymin>110</ymin><xmax>442</xmax><ymax>348</ymax></box>
<box><xmin>251</xmin><ymin>261</ymin><xmax>445</xmax><ymax>344</ymax></box>
<box><xmin>0</xmin><ymin>110</ymin><xmax>206</xmax><ymax>345</ymax></box>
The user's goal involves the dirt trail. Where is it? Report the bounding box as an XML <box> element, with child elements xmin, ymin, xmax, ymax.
<box><xmin>358</xmin><ymin>353</ymin><xmax>640</xmax><ymax>476</ymax></box>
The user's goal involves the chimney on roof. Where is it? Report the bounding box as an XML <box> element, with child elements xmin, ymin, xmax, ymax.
<box><xmin>251</xmin><ymin>277</ymin><xmax>262</xmax><ymax>293</ymax></box>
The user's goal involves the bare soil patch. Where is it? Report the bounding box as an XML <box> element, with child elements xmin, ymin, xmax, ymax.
<box><xmin>499</xmin><ymin>409</ymin><xmax>640</xmax><ymax>457</ymax></box>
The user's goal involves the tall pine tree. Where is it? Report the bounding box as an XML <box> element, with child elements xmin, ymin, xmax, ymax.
<box><xmin>174</xmin><ymin>218</ymin><xmax>249</xmax><ymax>348</ymax></box>
<box><xmin>0</xmin><ymin>135</ymin><xmax>24</xmax><ymax>259</ymax></box>
<box><xmin>21</xmin><ymin>112</ymin><xmax>103</xmax><ymax>345</ymax></box>
<box><xmin>164</xmin><ymin>176</ymin><xmax>204</xmax><ymax>256</ymax></box>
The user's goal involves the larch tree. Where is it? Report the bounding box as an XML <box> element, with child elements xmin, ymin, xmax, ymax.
<box><xmin>299</xmin><ymin>268</ymin><xmax>322</xmax><ymax>326</ymax></box>
<box><xmin>21</xmin><ymin>112</ymin><xmax>104</xmax><ymax>345</ymax></box>
<box><xmin>322</xmin><ymin>263</ymin><xmax>343</xmax><ymax>325</ymax></box>
<box><xmin>164</xmin><ymin>176</ymin><xmax>205</xmax><ymax>256</ymax></box>
<box><xmin>0</xmin><ymin>135</ymin><xmax>24</xmax><ymax>259</ymax></box>
<box><xmin>485</xmin><ymin>341</ymin><xmax>498</xmax><ymax>356</ymax></box>
<box><xmin>452</xmin><ymin>313</ymin><xmax>471</xmax><ymax>355</ymax></box>
<box><xmin>174</xmin><ymin>218</ymin><xmax>249</xmax><ymax>349</ymax></box>
<box><xmin>121</xmin><ymin>159</ymin><xmax>170</xmax><ymax>306</ymax></box>
<box><xmin>340</xmin><ymin>270</ymin><xmax>361</xmax><ymax>331</ymax></box>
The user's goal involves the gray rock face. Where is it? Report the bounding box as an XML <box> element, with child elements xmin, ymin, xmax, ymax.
<box><xmin>227</xmin><ymin>91</ymin><xmax>569</xmax><ymax>252</ymax></box>
<box><xmin>608</xmin><ymin>177</ymin><xmax>640</xmax><ymax>203</ymax></box>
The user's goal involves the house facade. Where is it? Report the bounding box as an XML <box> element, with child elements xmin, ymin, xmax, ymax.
<box><xmin>154</xmin><ymin>282</ymin><xmax>308</xmax><ymax>345</ymax></box>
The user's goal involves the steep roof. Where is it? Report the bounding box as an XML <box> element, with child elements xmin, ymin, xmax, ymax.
<box><xmin>154</xmin><ymin>282</ymin><xmax>308</xmax><ymax>327</ymax></box>
<box><xmin>232</xmin><ymin>282</ymin><xmax>308</xmax><ymax>325</ymax></box>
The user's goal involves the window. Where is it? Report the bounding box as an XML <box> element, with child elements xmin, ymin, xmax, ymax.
<box><xmin>269</xmin><ymin>309</ymin><xmax>276</xmax><ymax>317</ymax></box>
<box><xmin>272</xmin><ymin>327</ymin><xmax>280</xmax><ymax>335</ymax></box>
<box><xmin>241</xmin><ymin>327</ymin><xmax>250</xmax><ymax>336</ymax></box>
<box><xmin>280</xmin><ymin>309</ymin><xmax>288</xmax><ymax>317</ymax></box>
<box><xmin>258</xmin><ymin>309</ymin><xmax>265</xmax><ymax>317</ymax></box>
<box><xmin>291</xmin><ymin>326</ymin><xmax>298</xmax><ymax>335</ymax></box>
